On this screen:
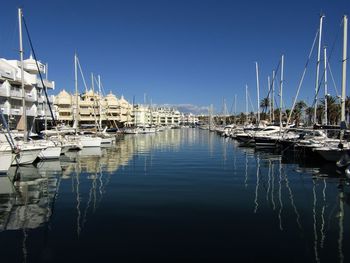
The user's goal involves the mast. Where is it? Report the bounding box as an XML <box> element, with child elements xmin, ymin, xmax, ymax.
<box><xmin>44</xmin><ymin>63</ymin><xmax>48</xmax><ymax>132</ymax></box>
<box><xmin>324</xmin><ymin>46</ymin><xmax>328</xmax><ymax>125</ymax></box>
<box><xmin>279</xmin><ymin>55</ymin><xmax>284</xmax><ymax>131</ymax></box>
<box><xmin>245</xmin><ymin>85</ymin><xmax>248</xmax><ymax>123</ymax></box>
<box><xmin>18</xmin><ymin>8</ymin><xmax>27</xmax><ymax>141</ymax></box>
<box><xmin>272</xmin><ymin>70</ymin><xmax>275</xmax><ymax>123</ymax></box>
<box><xmin>74</xmin><ymin>53</ymin><xmax>79</xmax><ymax>133</ymax></box>
<box><xmin>91</xmin><ymin>73</ymin><xmax>98</xmax><ymax>130</ymax></box>
<box><xmin>268</xmin><ymin>76</ymin><xmax>271</xmax><ymax>122</ymax></box>
<box><xmin>341</xmin><ymin>15</ymin><xmax>348</xmax><ymax>124</ymax></box>
<box><xmin>255</xmin><ymin>62</ymin><xmax>260</xmax><ymax>124</ymax></box>
<box><xmin>234</xmin><ymin>94</ymin><xmax>237</xmax><ymax>124</ymax></box>
<box><xmin>314</xmin><ymin>14</ymin><xmax>325</xmax><ymax>124</ymax></box>
<box><xmin>98</xmin><ymin>75</ymin><xmax>102</xmax><ymax>129</ymax></box>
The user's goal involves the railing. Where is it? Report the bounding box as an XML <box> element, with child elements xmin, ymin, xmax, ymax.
<box><xmin>58</xmin><ymin>116</ymin><xmax>73</xmax><ymax>121</ymax></box>
<box><xmin>10</xmin><ymin>107</ymin><xmax>23</xmax><ymax>115</ymax></box>
<box><xmin>79</xmin><ymin>108</ymin><xmax>90</xmax><ymax>114</ymax></box>
<box><xmin>10</xmin><ymin>89</ymin><xmax>22</xmax><ymax>98</ymax></box>
<box><xmin>0</xmin><ymin>83</ymin><xmax>10</xmax><ymax>97</ymax></box>
<box><xmin>37</xmin><ymin>79</ymin><xmax>55</xmax><ymax>89</ymax></box>
<box><xmin>59</xmin><ymin>107</ymin><xmax>72</xmax><ymax>113</ymax></box>
<box><xmin>26</xmin><ymin>108</ymin><xmax>37</xmax><ymax>116</ymax></box>
<box><xmin>25</xmin><ymin>92</ymin><xmax>37</xmax><ymax>102</ymax></box>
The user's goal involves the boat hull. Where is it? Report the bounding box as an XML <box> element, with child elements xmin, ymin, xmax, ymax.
<box><xmin>12</xmin><ymin>148</ymin><xmax>42</xmax><ymax>165</ymax></box>
<box><xmin>38</xmin><ymin>146</ymin><xmax>62</xmax><ymax>160</ymax></box>
<box><xmin>0</xmin><ymin>151</ymin><xmax>13</xmax><ymax>174</ymax></box>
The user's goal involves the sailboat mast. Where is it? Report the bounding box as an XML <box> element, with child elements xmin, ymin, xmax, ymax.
<box><xmin>255</xmin><ymin>62</ymin><xmax>260</xmax><ymax>124</ymax></box>
<box><xmin>272</xmin><ymin>70</ymin><xmax>275</xmax><ymax>123</ymax></box>
<box><xmin>314</xmin><ymin>14</ymin><xmax>325</xmax><ymax>124</ymax></box>
<box><xmin>279</xmin><ymin>55</ymin><xmax>284</xmax><ymax>131</ymax></box>
<box><xmin>268</xmin><ymin>76</ymin><xmax>271</xmax><ymax>122</ymax></box>
<box><xmin>74</xmin><ymin>53</ymin><xmax>79</xmax><ymax>132</ymax></box>
<box><xmin>18</xmin><ymin>8</ymin><xmax>27</xmax><ymax>140</ymax></box>
<box><xmin>234</xmin><ymin>94</ymin><xmax>237</xmax><ymax>123</ymax></box>
<box><xmin>324</xmin><ymin>46</ymin><xmax>328</xmax><ymax>125</ymax></box>
<box><xmin>341</xmin><ymin>15</ymin><xmax>348</xmax><ymax>124</ymax></box>
<box><xmin>91</xmin><ymin>72</ymin><xmax>98</xmax><ymax>130</ymax></box>
<box><xmin>98</xmin><ymin>75</ymin><xmax>102</xmax><ymax>129</ymax></box>
<box><xmin>245</xmin><ymin>84</ymin><xmax>248</xmax><ymax>123</ymax></box>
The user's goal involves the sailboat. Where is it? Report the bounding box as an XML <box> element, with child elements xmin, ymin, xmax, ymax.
<box><xmin>68</xmin><ymin>54</ymin><xmax>102</xmax><ymax>148</ymax></box>
<box><xmin>6</xmin><ymin>8</ymin><xmax>47</xmax><ymax>165</ymax></box>
<box><xmin>313</xmin><ymin>15</ymin><xmax>348</xmax><ymax>163</ymax></box>
<box><xmin>0</xmin><ymin>144</ymin><xmax>14</xmax><ymax>174</ymax></box>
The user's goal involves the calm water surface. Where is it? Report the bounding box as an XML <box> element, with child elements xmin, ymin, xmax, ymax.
<box><xmin>0</xmin><ymin>128</ymin><xmax>349</xmax><ymax>262</ymax></box>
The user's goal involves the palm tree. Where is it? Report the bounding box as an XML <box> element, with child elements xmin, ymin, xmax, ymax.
<box><xmin>260</xmin><ymin>97</ymin><xmax>270</xmax><ymax>110</ymax></box>
<box><xmin>305</xmin><ymin>107</ymin><xmax>313</xmax><ymax>126</ymax></box>
<box><xmin>345</xmin><ymin>96</ymin><xmax>350</xmax><ymax>123</ymax></box>
<box><xmin>292</xmin><ymin>100</ymin><xmax>307</xmax><ymax>126</ymax></box>
<box><xmin>320</xmin><ymin>95</ymin><xmax>340</xmax><ymax>125</ymax></box>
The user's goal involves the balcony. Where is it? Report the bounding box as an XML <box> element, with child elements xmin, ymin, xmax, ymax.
<box><xmin>10</xmin><ymin>89</ymin><xmax>22</xmax><ymax>99</ymax></box>
<box><xmin>58</xmin><ymin>115</ymin><xmax>73</xmax><ymax>121</ymax></box>
<box><xmin>37</xmin><ymin>79</ymin><xmax>55</xmax><ymax>89</ymax></box>
<box><xmin>59</xmin><ymin>107</ymin><xmax>72</xmax><ymax>113</ymax></box>
<box><xmin>106</xmin><ymin>116</ymin><xmax>119</xmax><ymax>121</ymax></box>
<box><xmin>25</xmin><ymin>92</ymin><xmax>37</xmax><ymax>102</ymax></box>
<box><xmin>107</xmin><ymin>108</ymin><xmax>118</xmax><ymax>113</ymax></box>
<box><xmin>79</xmin><ymin>100</ymin><xmax>91</xmax><ymax>106</ymax></box>
<box><xmin>11</xmin><ymin>107</ymin><xmax>22</xmax><ymax>116</ymax></box>
<box><xmin>79</xmin><ymin>116</ymin><xmax>94</xmax><ymax>121</ymax></box>
<box><xmin>0</xmin><ymin>81</ymin><xmax>11</xmax><ymax>97</ymax></box>
<box><xmin>23</xmin><ymin>58</ymin><xmax>45</xmax><ymax>74</ymax></box>
<box><xmin>26</xmin><ymin>108</ymin><xmax>37</xmax><ymax>116</ymax></box>
<box><xmin>79</xmin><ymin>108</ymin><xmax>90</xmax><ymax>115</ymax></box>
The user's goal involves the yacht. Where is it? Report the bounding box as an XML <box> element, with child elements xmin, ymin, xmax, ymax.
<box><xmin>0</xmin><ymin>144</ymin><xmax>14</xmax><ymax>174</ymax></box>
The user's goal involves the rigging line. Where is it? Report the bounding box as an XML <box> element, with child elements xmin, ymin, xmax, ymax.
<box><xmin>76</xmin><ymin>57</ymin><xmax>89</xmax><ymax>93</ymax></box>
<box><xmin>259</xmin><ymin>59</ymin><xmax>282</xmax><ymax>118</ymax></box>
<box><xmin>311</xmin><ymin>17</ymin><xmax>344</xmax><ymax>109</ymax></box>
<box><xmin>326</xmin><ymin>17</ymin><xmax>343</xmax><ymax>66</ymax></box>
<box><xmin>264</xmin><ymin>59</ymin><xmax>281</xmax><ymax>100</ymax></box>
<box><xmin>327</xmin><ymin>61</ymin><xmax>340</xmax><ymax>97</ymax></box>
<box><xmin>247</xmin><ymin>90</ymin><xmax>255</xmax><ymax>113</ymax></box>
<box><xmin>22</xmin><ymin>16</ymin><xmax>56</xmax><ymax>126</ymax></box>
<box><xmin>287</xmin><ymin>29</ymin><xmax>319</xmax><ymax>125</ymax></box>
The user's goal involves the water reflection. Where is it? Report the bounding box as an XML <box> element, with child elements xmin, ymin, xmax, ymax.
<box><xmin>0</xmin><ymin>129</ymin><xmax>348</xmax><ymax>262</ymax></box>
<box><xmin>250</xmin><ymin>146</ymin><xmax>349</xmax><ymax>263</ymax></box>
<box><xmin>0</xmin><ymin>164</ymin><xmax>59</xmax><ymax>262</ymax></box>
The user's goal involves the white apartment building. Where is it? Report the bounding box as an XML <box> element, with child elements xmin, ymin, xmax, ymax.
<box><xmin>133</xmin><ymin>105</ymin><xmax>181</xmax><ymax>126</ymax></box>
<box><xmin>0</xmin><ymin>55</ymin><xmax>55</xmax><ymax>130</ymax></box>
<box><xmin>180</xmin><ymin>113</ymin><xmax>199</xmax><ymax>125</ymax></box>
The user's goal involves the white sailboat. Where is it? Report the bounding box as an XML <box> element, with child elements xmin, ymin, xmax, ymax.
<box><xmin>8</xmin><ymin>8</ymin><xmax>47</xmax><ymax>165</ymax></box>
<box><xmin>314</xmin><ymin>15</ymin><xmax>348</xmax><ymax>162</ymax></box>
<box><xmin>71</xmin><ymin>54</ymin><xmax>102</xmax><ymax>148</ymax></box>
<box><xmin>0</xmin><ymin>144</ymin><xmax>14</xmax><ymax>174</ymax></box>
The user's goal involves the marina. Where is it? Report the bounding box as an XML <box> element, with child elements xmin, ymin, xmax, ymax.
<box><xmin>0</xmin><ymin>2</ymin><xmax>350</xmax><ymax>262</ymax></box>
<box><xmin>0</xmin><ymin>128</ymin><xmax>349</xmax><ymax>262</ymax></box>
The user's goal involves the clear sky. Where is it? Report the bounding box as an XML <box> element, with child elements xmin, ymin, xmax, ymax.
<box><xmin>0</xmin><ymin>0</ymin><xmax>349</xmax><ymax>114</ymax></box>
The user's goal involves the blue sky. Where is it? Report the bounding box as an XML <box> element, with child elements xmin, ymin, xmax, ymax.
<box><xmin>0</xmin><ymin>0</ymin><xmax>349</xmax><ymax>114</ymax></box>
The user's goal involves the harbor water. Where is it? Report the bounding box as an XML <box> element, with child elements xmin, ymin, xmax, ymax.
<box><xmin>0</xmin><ymin>128</ymin><xmax>349</xmax><ymax>262</ymax></box>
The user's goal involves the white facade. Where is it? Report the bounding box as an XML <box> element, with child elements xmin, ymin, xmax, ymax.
<box><xmin>133</xmin><ymin>105</ymin><xmax>181</xmax><ymax>126</ymax></box>
<box><xmin>0</xmin><ymin>55</ymin><xmax>55</xmax><ymax>130</ymax></box>
<box><xmin>180</xmin><ymin>113</ymin><xmax>199</xmax><ymax>124</ymax></box>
